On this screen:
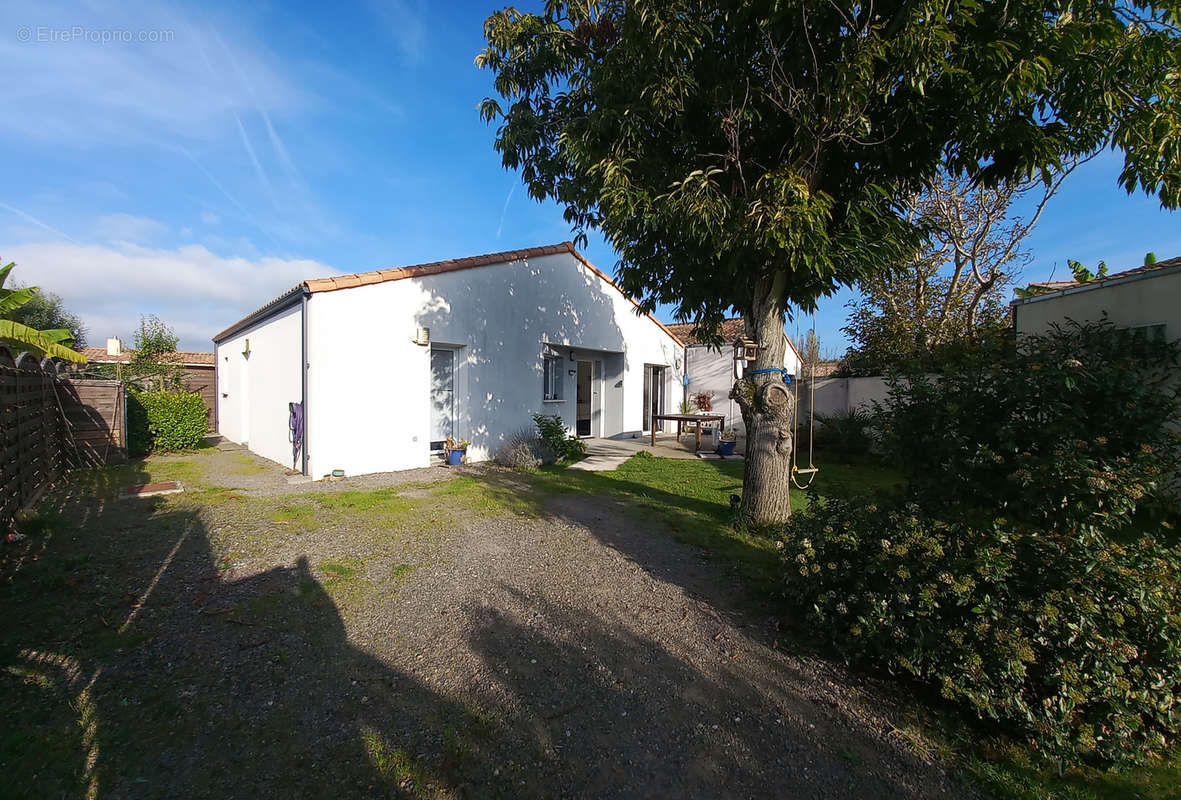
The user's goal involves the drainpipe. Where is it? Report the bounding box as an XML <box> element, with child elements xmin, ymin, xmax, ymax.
<box><xmin>300</xmin><ymin>289</ymin><xmax>310</xmax><ymax>476</ymax></box>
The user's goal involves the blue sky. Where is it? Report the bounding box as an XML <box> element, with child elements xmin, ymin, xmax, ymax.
<box><xmin>2</xmin><ymin>0</ymin><xmax>1178</xmax><ymax>353</ymax></box>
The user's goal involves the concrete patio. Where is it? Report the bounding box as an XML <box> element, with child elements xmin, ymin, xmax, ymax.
<box><xmin>570</xmin><ymin>431</ymin><xmax>746</xmax><ymax>471</ymax></box>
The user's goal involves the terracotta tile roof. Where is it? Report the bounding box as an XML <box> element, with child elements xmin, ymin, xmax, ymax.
<box><xmin>1021</xmin><ymin>255</ymin><xmax>1181</xmax><ymax>295</ymax></box>
<box><xmin>665</xmin><ymin>318</ymin><xmax>748</xmax><ymax>345</ymax></box>
<box><xmin>302</xmin><ymin>243</ymin><xmax>576</xmax><ymax>293</ymax></box>
<box><xmin>664</xmin><ymin>316</ymin><xmax>801</xmax><ymax>361</ymax></box>
<box><xmin>81</xmin><ymin>346</ymin><xmax>215</xmax><ymax>366</ymax></box>
<box><xmin>215</xmin><ymin>242</ymin><xmax>685</xmax><ymax>346</ymax></box>
<box><xmin>808</xmin><ymin>360</ymin><xmax>841</xmax><ymax>379</ymax></box>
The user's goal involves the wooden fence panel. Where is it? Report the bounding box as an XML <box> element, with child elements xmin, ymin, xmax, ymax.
<box><xmin>59</xmin><ymin>379</ymin><xmax>126</xmax><ymax>466</ymax></box>
<box><xmin>0</xmin><ymin>347</ymin><xmax>125</xmax><ymax>529</ymax></box>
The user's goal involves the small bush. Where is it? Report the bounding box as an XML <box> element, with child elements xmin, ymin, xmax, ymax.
<box><xmin>494</xmin><ymin>427</ymin><xmax>554</xmax><ymax>470</ymax></box>
<box><xmin>691</xmin><ymin>391</ymin><xmax>713</xmax><ymax>412</ymax></box>
<box><xmin>532</xmin><ymin>413</ymin><xmax>586</xmax><ymax>462</ymax></box>
<box><xmin>813</xmin><ymin>407</ymin><xmax>875</xmax><ymax>457</ymax></box>
<box><xmin>128</xmin><ymin>389</ymin><xmax>208</xmax><ymax>455</ymax></box>
<box><xmin>783</xmin><ymin>499</ymin><xmax>1181</xmax><ymax>765</ymax></box>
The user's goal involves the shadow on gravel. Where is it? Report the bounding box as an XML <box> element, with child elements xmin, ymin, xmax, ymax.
<box><xmin>1</xmin><ymin>462</ymin><xmax>951</xmax><ymax>799</ymax></box>
<box><xmin>457</xmin><ymin>585</ymin><xmax>951</xmax><ymax>798</ymax></box>
<box><xmin>1</xmin><ymin>466</ymin><xmax>498</xmax><ymax>798</ymax></box>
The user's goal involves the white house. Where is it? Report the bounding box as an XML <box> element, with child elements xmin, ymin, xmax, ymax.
<box><xmin>665</xmin><ymin>317</ymin><xmax>801</xmax><ymax>433</ymax></box>
<box><xmin>212</xmin><ymin>243</ymin><xmax>686</xmax><ymax>477</ymax></box>
<box><xmin>1012</xmin><ymin>255</ymin><xmax>1181</xmax><ymax>342</ymax></box>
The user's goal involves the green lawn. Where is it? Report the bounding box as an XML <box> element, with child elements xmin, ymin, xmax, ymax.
<box><xmin>521</xmin><ymin>454</ymin><xmax>900</xmax><ymax>591</ymax></box>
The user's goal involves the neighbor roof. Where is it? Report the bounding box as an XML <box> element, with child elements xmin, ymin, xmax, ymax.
<box><xmin>664</xmin><ymin>317</ymin><xmax>802</xmax><ymax>362</ymax></box>
<box><xmin>213</xmin><ymin>242</ymin><xmax>683</xmax><ymax>345</ymax></box>
<box><xmin>1014</xmin><ymin>255</ymin><xmax>1181</xmax><ymax>305</ymax></box>
<box><xmin>80</xmin><ymin>347</ymin><xmax>215</xmax><ymax>366</ymax></box>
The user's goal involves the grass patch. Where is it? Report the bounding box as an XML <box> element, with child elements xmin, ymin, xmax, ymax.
<box><xmin>390</xmin><ymin>563</ymin><xmax>416</xmax><ymax>581</ymax></box>
<box><xmin>269</xmin><ymin>502</ymin><xmax>318</xmax><ymax>529</ymax></box>
<box><xmin>428</xmin><ymin>475</ymin><xmax>541</xmax><ymax>517</ymax></box>
<box><xmin>228</xmin><ymin>453</ymin><xmax>268</xmax><ymax>475</ymax></box>
<box><xmin>963</xmin><ymin>747</ymin><xmax>1181</xmax><ymax>800</ymax></box>
<box><xmin>362</xmin><ymin>728</ymin><xmax>433</xmax><ymax>788</ymax></box>
<box><xmin>319</xmin><ymin>558</ymin><xmax>362</xmax><ymax>581</ymax></box>
<box><xmin>519</xmin><ymin>454</ymin><xmax>899</xmax><ymax>589</ymax></box>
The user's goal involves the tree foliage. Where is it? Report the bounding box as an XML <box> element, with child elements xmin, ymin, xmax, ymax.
<box><xmin>0</xmin><ymin>261</ymin><xmax>86</xmax><ymax>363</ymax></box>
<box><xmin>480</xmin><ymin>1</ymin><xmax>1181</xmax><ymax>321</ymax></box>
<box><xmin>6</xmin><ymin>282</ymin><xmax>87</xmax><ymax>348</ymax></box>
<box><xmin>785</xmin><ymin>320</ymin><xmax>1181</xmax><ymax>764</ymax></box>
<box><xmin>479</xmin><ymin>0</ymin><xmax>1181</xmax><ymax>522</ymax></box>
<box><xmin>127</xmin><ymin>315</ymin><xmax>184</xmax><ymax>391</ymax></box>
<box><xmin>841</xmin><ymin>171</ymin><xmax>1076</xmax><ymax>375</ymax></box>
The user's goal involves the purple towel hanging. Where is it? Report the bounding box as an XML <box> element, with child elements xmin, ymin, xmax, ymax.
<box><xmin>288</xmin><ymin>401</ymin><xmax>304</xmax><ymax>469</ymax></box>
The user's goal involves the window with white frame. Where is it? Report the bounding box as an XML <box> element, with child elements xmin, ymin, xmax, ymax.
<box><xmin>1126</xmin><ymin>323</ymin><xmax>1167</xmax><ymax>342</ymax></box>
<box><xmin>543</xmin><ymin>355</ymin><xmax>564</xmax><ymax>401</ymax></box>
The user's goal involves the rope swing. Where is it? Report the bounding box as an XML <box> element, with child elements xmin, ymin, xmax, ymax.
<box><xmin>791</xmin><ymin>353</ymin><xmax>819</xmax><ymax>490</ymax></box>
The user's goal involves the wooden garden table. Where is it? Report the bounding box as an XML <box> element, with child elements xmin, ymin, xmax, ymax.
<box><xmin>650</xmin><ymin>413</ymin><xmax>726</xmax><ymax>452</ymax></box>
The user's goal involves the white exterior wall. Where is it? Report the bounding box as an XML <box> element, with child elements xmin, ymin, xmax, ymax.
<box><xmin>304</xmin><ymin>251</ymin><xmax>684</xmax><ymax>477</ymax></box>
<box><xmin>1013</xmin><ymin>269</ymin><xmax>1181</xmax><ymax>342</ymax></box>
<box><xmin>684</xmin><ymin>335</ymin><xmax>800</xmax><ymax>432</ymax></box>
<box><xmin>215</xmin><ymin>303</ymin><xmax>304</xmax><ymax>471</ymax></box>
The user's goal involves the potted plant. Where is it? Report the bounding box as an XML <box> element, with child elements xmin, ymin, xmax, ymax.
<box><xmin>444</xmin><ymin>436</ymin><xmax>470</xmax><ymax>466</ymax></box>
<box><xmin>717</xmin><ymin>428</ymin><xmax>738</xmax><ymax>457</ymax></box>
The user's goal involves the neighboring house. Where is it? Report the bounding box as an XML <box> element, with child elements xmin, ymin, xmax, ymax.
<box><xmin>79</xmin><ymin>340</ymin><xmax>218</xmax><ymax>426</ymax></box>
<box><xmin>212</xmin><ymin>243</ymin><xmax>686</xmax><ymax>477</ymax></box>
<box><xmin>1012</xmin><ymin>255</ymin><xmax>1181</xmax><ymax>342</ymax></box>
<box><xmin>664</xmin><ymin>317</ymin><xmax>801</xmax><ymax>433</ymax></box>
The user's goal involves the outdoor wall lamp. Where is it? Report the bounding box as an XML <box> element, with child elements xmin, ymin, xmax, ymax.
<box><xmin>242</xmin><ymin>338</ymin><xmax>251</xmax><ymax>359</ymax></box>
<box><xmin>569</xmin><ymin>349</ymin><xmax>575</xmax><ymax>361</ymax></box>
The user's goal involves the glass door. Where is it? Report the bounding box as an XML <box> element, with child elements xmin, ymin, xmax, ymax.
<box><xmin>643</xmin><ymin>365</ymin><xmax>666</xmax><ymax>432</ymax></box>
<box><xmin>429</xmin><ymin>347</ymin><xmax>454</xmax><ymax>450</ymax></box>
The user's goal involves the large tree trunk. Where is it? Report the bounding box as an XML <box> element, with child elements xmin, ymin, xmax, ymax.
<box><xmin>731</xmin><ymin>274</ymin><xmax>795</xmax><ymax>527</ymax></box>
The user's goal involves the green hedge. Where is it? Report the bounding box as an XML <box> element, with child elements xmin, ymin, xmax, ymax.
<box><xmin>782</xmin><ymin>320</ymin><xmax>1181</xmax><ymax>766</ymax></box>
<box><xmin>128</xmin><ymin>389</ymin><xmax>208</xmax><ymax>455</ymax></box>
<box><xmin>784</xmin><ymin>500</ymin><xmax>1181</xmax><ymax>765</ymax></box>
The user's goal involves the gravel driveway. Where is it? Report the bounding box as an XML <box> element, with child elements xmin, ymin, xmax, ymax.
<box><xmin>1</xmin><ymin>452</ymin><xmax>965</xmax><ymax>799</ymax></box>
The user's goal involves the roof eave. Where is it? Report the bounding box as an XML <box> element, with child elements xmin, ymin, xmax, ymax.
<box><xmin>212</xmin><ymin>284</ymin><xmax>307</xmax><ymax>344</ymax></box>
<box><xmin>1011</xmin><ymin>262</ymin><xmax>1181</xmax><ymax>307</ymax></box>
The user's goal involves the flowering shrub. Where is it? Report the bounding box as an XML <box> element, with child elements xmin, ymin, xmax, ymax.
<box><xmin>784</xmin><ymin>320</ymin><xmax>1181</xmax><ymax>765</ymax></box>
<box><xmin>784</xmin><ymin>499</ymin><xmax>1181</xmax><ymax>764</ymax></box>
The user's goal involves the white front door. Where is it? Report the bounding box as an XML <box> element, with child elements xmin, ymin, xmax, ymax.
<box><xmin>429</xmin><ymin>347</ymin><xmax>454</xmax><ymax>450</ymax></box>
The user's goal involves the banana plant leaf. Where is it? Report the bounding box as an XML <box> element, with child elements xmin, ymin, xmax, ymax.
<box><xmin>0</xmin><ymin>319</ymin><xmax>87</xmax><ymax>363</ymax></box>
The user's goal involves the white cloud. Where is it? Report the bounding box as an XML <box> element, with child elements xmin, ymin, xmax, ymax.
<box><xmin>1</xmin><ymin>239</ymin><xmax>338</xmax><ymax>349</ymax></box>
<box><xmin>93</xmin><ymin>213</ymin><xmax>165</xmax><ymax>243</ymax></box>
<box><xmin>200</xmin><ymin>210</ymin><xmax>220</xmax><ymax>225</ymax></box>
